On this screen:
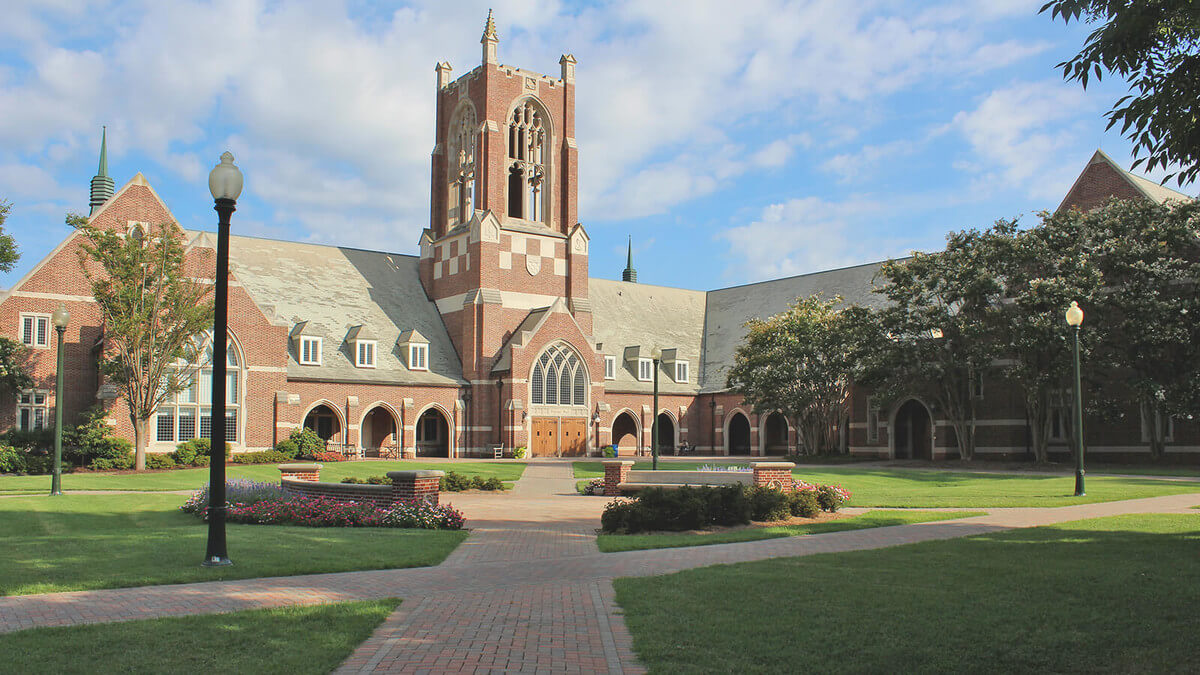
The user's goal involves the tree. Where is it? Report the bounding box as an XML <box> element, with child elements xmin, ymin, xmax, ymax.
<box><xmin>727</xmin><ymin>296</ymin><xmax>867</xmax><ymax>455</ymax></box>
<box><xmin>0</xmin><ymin>199</ymin><xmax>20</xmax><ymax>272</ymax></box>
<box><xmin>858</xmin><ymin>230</ymin><xmax>1006</xmax><ymax>461</ymax></box>
<box><xmin>1042</xmin><ymin>1</ymin><xmax>1200</xmax><ymax>185</ymax></box>
<box><xmin>73</xmin><ymin>216</ymin><xmax>214</xmax><ymax>471</ymax></box>
<box><xmin>0</xmin><ymin>198</ymin><xmax>31</xmax><ymax>397</ymax></box>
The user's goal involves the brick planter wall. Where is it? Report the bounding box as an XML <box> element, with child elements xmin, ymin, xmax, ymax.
<box><xmin>603</xmin><ymin>460</ymin><xmax>634</xmax><ymax>496</ymax></box>
<box><xmin>278</xmin><ymin>463</ymin><xmax>322</xmax><ymax>482</ymax></box>
<box><xmin>751</xmin><ymin>462</ymin><xmax>795</xmax><ymax>492</ymax></box>
<box><xmin>281</xmin><ymin>479</ymin><xmax>394</xmax><ymax>507</ymax></box>
<box><xmin>388</xmin><ymin>470</ymin><xmax>445</xmax><ymax>505</ymax></box>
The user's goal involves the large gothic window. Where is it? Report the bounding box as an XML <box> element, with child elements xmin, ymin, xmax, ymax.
<box><xmin>507</xmin><ymin>99</ymin><xmax>547</xmax><ymax>224</ymax></box>
<box><xmin>154</xmin><ymin>331</ymin><xmax>243</xmax><ymax>444</ymax></box>
<box><xmin>447</xmin><ymin>104</ymin><xmax>477</xmax><ymax>227</ymax></box>
<box><xmin>530</xmin><ymin>344</ymin><xmax>586</xmax><ymax>407</ymax></box>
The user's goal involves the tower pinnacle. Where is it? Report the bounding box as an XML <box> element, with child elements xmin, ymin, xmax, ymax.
<box><xmin>622</xmin><ymin>236</ymin><xmax>637</xmax><ymax>283</ymax></box>
<box><xmin>481</xmin><ymin>9</ymin><xmax>499</xmax><ymax>64</ymax></box>
<box><xmin>89</xmin><ymin>126</ymin><xmax>115</xmax><ymax>216</ymax></box>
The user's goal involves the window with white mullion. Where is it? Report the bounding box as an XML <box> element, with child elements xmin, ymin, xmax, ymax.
<box><xmin>674</xmin><ymin>361</ymin><xmax>689</xmax><ymax>383</ymax></box>
<box><xmin>638</xmin><ymin>358</ymin><xmax>653</xmax><ymax>382</ymax></box>
<box><xmin>20</xmin><ymin>314</ymin><xmax>50</xmax><ymax>348</ymax></box>
<box><xmin>356</xmin><ymin>340</ymin><xmax>376</xmax><ymax>368</ymax></box>
<box><xmin>604</xmin><ymin>356</ymin><xmax>616</xmax><ymax>380</ymax></box>
<box><xmin>299</xmin><ymin>336</ymin><xmax>322</xmax><ymax>365</ymax></box>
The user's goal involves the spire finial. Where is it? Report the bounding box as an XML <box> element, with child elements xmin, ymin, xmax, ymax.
<box><xmin>622</xmin><ymin>236</ymin><xmax>638</xmax><ymax>283</ymax></box>
<box><xmin>482</xmin><ymin>9</ymin><xmax>498</xmax><ymax>41</ymax></box>
<box><xmin>89</xmin><ymin>126</ymin><xmax>115</xmax><ymax>216</ymax></box>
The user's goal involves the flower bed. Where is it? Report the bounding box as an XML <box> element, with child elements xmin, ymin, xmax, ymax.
<box><xmin>181</xmin><ymin>481</ymin><xmax>464</xmax><ymax>529</ymax></box>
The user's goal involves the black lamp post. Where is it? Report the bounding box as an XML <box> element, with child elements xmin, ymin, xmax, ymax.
<box><xmin>203</xmin><ymin>151</ymin><xmax>242</xmax><ymax>568</ymax></box>
<box><xmin>1066</xmin><ymin>301</ymin><xmax>1085</xmax><ymax>497</ymax></box>
<box><xmin>651</xmin><ymin>347</ymin><xmax>661</xmax><ymax>470</ymax></box>
<box><xmin>50</xmin><ymin>304</ymin><xmax>70</xmax><ymax>496</ymax></box>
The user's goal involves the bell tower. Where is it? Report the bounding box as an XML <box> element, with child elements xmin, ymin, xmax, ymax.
<box><xmin>419</xmin><ymin>12</ymin><xmax>593</xmax><ymax>455</ymax></box>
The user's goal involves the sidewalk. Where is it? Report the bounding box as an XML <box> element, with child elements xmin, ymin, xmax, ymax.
<box><xmin>1</xmin><ymin>460</ymin><xmax>1198</xmax><ymax>673</ymax></box>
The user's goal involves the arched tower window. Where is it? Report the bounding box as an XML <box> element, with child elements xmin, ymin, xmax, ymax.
<box><xmin>507</xmin><ymin>99</ymin><xmax>548</xmax><ymax>224</ymax></box>
<box><xmin>530</xmin><ymin>343</ymin><xmax>587</xmax><ymax>407</ymax></box>
<box><xmin>447</xmin><ymin>104</ymin><xmax>477</xmax><ymax>227</ymax></box>
<box><xmin>154</xmin><ymin>331</ymin><xmax>243</xmax><ymax>445</ymax></box>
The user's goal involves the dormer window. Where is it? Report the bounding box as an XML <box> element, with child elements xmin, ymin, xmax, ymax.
<box><xmin>604</xmin><ymin>355</ymin><xmax>616</xmax><ymax>380</ymax></box>
<box><xmin>409</xmin><ymin>344</ymin><xmax>428</xmax><ymax>371</ymax></box>
<box><xmin>674</xmin><ymin>360</ymin><xmax>689</xmax><ymax>384</ymax></box>
<box><xmin>299</xmin><ymin>336</ymin><xmax>322</xmax><ymax>365</ymax></box>
<box><xmin>637</xmin><ymin>358</ymin><xmax>653</xmax><ymax>382</ymax></box>
<box><xmin>356</xmin><ymin>340</ymin><xmax>376</xmax><ymax>368</ymax></box>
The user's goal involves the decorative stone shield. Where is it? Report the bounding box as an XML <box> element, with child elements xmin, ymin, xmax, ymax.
<box><xmin>526</xmin><ymin>254</ymin><xmax>541</xmax><ymax>276</ymax></box>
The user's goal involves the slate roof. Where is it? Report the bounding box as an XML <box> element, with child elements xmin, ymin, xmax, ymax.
<box><xmin>217</xmin><ymin>233</ymin><xmax>464</xmax><ymax>387</ymax></box>
<box><xmin>588</xmin><ymin>279</ymin><xmax>707</xmax><ymax>395</ymax></box>
<box><xmin>700</xmin><ymin>261</ymin><xmax>889</xmax><ymax>392</ymax></box>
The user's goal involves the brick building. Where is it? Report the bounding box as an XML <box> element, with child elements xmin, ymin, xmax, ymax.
<box><xmin>2</xmin><ymin>18</ymin><xmax>1195</xmax><ymax>462</ymax></box>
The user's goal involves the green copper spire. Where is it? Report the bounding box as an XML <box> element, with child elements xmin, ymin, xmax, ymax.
<box><xmin>622</xmin><ymin>236</ymin><xmax>637</xmax><ymax>283</ymax></box>
<box><xmin>89</xmin><ymin>126</ymin><xmax>115</xmax><ymax>216</ymax></box>
<box><xmin>97</xmin><ymin>126</ymin><xmax>108</xmax><ymax>177</ymax></box>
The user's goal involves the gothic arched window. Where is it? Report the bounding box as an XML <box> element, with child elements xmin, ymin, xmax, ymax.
<box><xmin>507</xmin><ymin>99</ymin><xmax>547</xmax><ymax>224</ymax></box>
<box><xmin>447</xmin><ymin>104</ymin><xmax>477</xmax><ymax>227</ymax></box>
<box><xmin>530</xmin><ymin>344</ymin><xmax>586</xmax><ymax>407</ymax></box>
<box><xmin>154</xmin><ymin>331</ymin><xmax>243</xmax><ymax>445</ymax></box>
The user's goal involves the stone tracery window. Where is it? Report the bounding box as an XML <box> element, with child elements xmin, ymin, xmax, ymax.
<box><xmin>154</xmin><ymin>331</ymin><xmax>242</xmax><ymax>444</ymax></box>
<box><xmin>531</xmin><ymin>344</ymin><xmax>586</xmax><ymax>407</ymax></box>
<box><xmin>447</xmin><ymin>104</ymin><xmax>477</xmax><ymax>226</ymax></box>
<box><xmin>507</xmin><ymin>99</ymin><xmax>547</xmax><ymax>223</ymax></box>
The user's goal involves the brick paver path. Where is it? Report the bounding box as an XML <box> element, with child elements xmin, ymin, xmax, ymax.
<box><xmin>2</xmin><ymin>460</ymin><xmax>1199</xmax><ymax>673</ymax></box>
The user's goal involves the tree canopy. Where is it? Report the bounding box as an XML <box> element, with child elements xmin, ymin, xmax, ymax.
<box><xmin>0</xmin><ymin>199</ymin><xmax>21</xmax><ymax>272</ymax></box>
<box><xmin>1042</xmin><ymin>0</ymin><xmax>1200</xmax><ymax>185</ymax></box>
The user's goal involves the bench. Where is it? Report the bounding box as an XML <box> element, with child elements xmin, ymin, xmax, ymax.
<box><xmin>602</xmin><ymin>461</ymin><xmax>796</xmax><ymax>496</ymax></box>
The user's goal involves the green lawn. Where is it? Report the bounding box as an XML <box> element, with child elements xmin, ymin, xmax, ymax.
<box><xmin>0</xmin><ymin>460</ymin><xmax>526</xmax><ymax>494</ymax></box>
<box><xmin>0</xmin><ymin>599</ymin><xmax>398</xmax><ymax>674</ymax></box>
<box><xmin>573</xmin><ymin>461</ymin><xmax>1200</xmax><ymax>507</ymax></box>
<box><xmin>615</xmin><ymin>514</ymin><xmax>1200</xmax><ymax>673</ymax></box>
<box><xmin>0</xmin><ymin>493</ymin><xmax>467</xmax><ymax>596</ymax></box>
<box><xmin>596</xmin><ymin>510</ymin><xmax>978</xmax><ymax>552</ymax></box>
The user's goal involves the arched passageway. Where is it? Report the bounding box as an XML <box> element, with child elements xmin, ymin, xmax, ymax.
<box><xmin>612</xmin><ymin>412</ymin><xmax>639</xmax><ymax>454</ymax></box>
<box><xmin>361</xmin><ymin>406</ymin><xmax>398</xmax><ymax>456</ymax></box>
<box><xmin>893</xmin><ymin>399</ymin><xmax>933</xmax><ymax>460</ymax></box>
<box><xmin>656</xmin><ymin>413</ymin><xmax>675</xmax><ymax>455</ymax></box>
<box><xmin>728</xmin><ymin>413</ymin><xmax>751</xmax><ymax>456</ymax></box>
<box><xmin>304</xmin><ymin>404</ymin><xmax>341</xmax><ymax>444</ymax></box>
<box><xmin>763</xmin><ymin>412</ymin><xmax>789</xmax><ymax>456</ymax></box>
<box><xmin>416</xmin><ymin>408</ymin><xmax>450</xmax><ymax>457</ymax></box>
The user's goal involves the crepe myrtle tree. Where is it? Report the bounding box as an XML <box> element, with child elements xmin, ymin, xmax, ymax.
<box><xmin>727</xmin><ymin>295</ymin><xmax>870</xmax><ymax>455</ymax></box>
<box><xmin>72</xmin><ymin>214</ymin><xmax>214</xmax><ymax>471</ymax></box>
<box><xmin>1042</xmin><ymin>0</ymin><xmax>1200</xmax><ymax>186</ymax></box>
<box><xmin>0</xmin><ymin>199</ymin><xmax>32</xmax><ymax>397</ymax></box>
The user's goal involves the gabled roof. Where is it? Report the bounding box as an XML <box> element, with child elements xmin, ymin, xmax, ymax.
<box><xmin>1059</xmin><ymin>149</ymin><xmax>1194</xmax><ymax>212</ymax></box>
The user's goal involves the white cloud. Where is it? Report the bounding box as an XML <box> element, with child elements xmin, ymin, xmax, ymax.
<box><xmin>951</xmin><ymin>79</ymin><xmax>1094</xmax><ymax>199</ymax></box>
<box><xmin>821</xmin><ymin>139</ymin><xmax>917</xmax><ymax>183</ymax></box>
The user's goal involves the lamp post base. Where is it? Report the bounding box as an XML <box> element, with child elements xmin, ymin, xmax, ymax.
<box><xmin>201</xmin><ymin>556</ymin><xmax>233</xmax><ymax>567</ymax></box>
<box><xmin>1074</xmin><ymin>471</ymin><xmax>1085</xmax><ymax>497</ymax></box>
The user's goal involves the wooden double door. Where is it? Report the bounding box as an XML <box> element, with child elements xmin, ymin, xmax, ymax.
<box><xmin>531</xmin><ymin>417</ymin><xmax>588</xmax><ymax>457</ymax></box>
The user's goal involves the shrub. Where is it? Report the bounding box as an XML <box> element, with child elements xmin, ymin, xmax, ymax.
<box><xmin>23</xmin><ymin>451</ymin><xmax>58</xmax><ymax>475</ymax></box>
<box><xmin>1</xmin><ymin>428</ymin><xmax>55</xmax><ymax>452</ymax></box>
<box><xmin>0</xmin><ymin>444</ymin><xmax>24</xmax><ymax>473</ymax></box>
<box><xmin>231</xmin><ymin>450</ymin><xmax>291</xmax><ymax>464</ymax></box>
<box><xmin>289</xmin><ymin>427</ymin><xmax>326</xmax><ymax>459</ymax></box>
<box><xmin>340</xmin><ymin>475</ymin><xmax>391</xmax><ymax>485</ymax></box>
<box><xmin>787</xmin><ymin>490</ymin><xmax>820</xmax><ymax>518</ymax></box>
<box><xmin>89</xmin><ymin>453</ymin><xmax>134</xmax><ymax>471</ymax></box>
<box><xmin>441</xmin><ymin>471</ymin><xmax>473</xmax><ymax>491</ymax></box>
<box><xmin>181</xmin><ymin>479</ymin><xmax>286</xmax><ymax>516</ymax></box>
<box><xmin>63</xmin><ymin>406</ymin><xmax>130</xmax><ymax>466</ymax></box>
<box><xmin>173</xmin><ymin>438</ymin><xmax>232</xmax><ymax>467</ymax></box>
<box><xmin>600</xmin><ymin>485</ymin><xmax>755</xmax><ymax>534</ymax></box>
<box><xmin>817</xmin><ymin>484</ymin><xmax>850</xmax><ymax>512</ymax></box>
<box><xmin>601</xmin><ymin>445</ymin><xmax>617</xmax><ymax>458</ymax></box>
<box><xmin>273</xmin><ymin>439</ymin><xmax>300</xmax><ymax>459</ymax></box>
<box><xmin>748</xmin><ymin>486</ymin><xmax>791</xmax><ymax>521</ymax></box>
<box><xmin>512</xmin><ymin>445</ymin><xmax>527</xmax><ymax>459</ymax></box>
<box><xmin>312</xmin><ymin>451</ymin><xmax>345</xmax><ymax>462</ymax></box>
<box><xmin>482</xmin><ymin>477</ymin><xmax>504</xmax><ymax>491</ymax></box>
<box><xmin>144</xmin><ymin>453</ymin><xmax>177</xmax><ymax>470</ymax></box>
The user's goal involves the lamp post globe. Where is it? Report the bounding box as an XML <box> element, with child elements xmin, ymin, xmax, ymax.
<box><xmin>1066</xmin><ymin>301</ymin><xmax>1085</xmax><ymax>496</ymax></box>
<box><xmin>50</xmin><ymin>304</ymin><xmax>69</xmax><ymax>496</ymax></box>
<box><xmin>203</xmin><ymin>152</ymin><xmax>242</xmax><ymax>568</ymax></box>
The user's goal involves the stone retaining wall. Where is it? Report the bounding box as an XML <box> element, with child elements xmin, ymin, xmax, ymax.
<box><xmin>602</xmin><ymin>460</ymin><xmax>796</xmax><ymax>495</ymax></box>
<box><xmin>277</xmin><ymin>465</ymin><xmax>444</xmax><ymax>505</ymax></box>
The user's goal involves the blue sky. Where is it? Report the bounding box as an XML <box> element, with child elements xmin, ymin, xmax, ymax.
<box><xmin>1</xmin><ymin>0</ymin><xmax>1193</xmax><ymax>291</ymax></box>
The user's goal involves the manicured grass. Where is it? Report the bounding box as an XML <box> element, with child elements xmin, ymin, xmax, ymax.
<box><xmin>0</xmin><ymin>493</ymin><xmax>467</xmax><ymax>596</ymax></box>
<box><xmin>615</xmin><ymin>514</ymin><xmax>1200</xmax><ymax>673</ymax></box>
<box><xmin>596</xmin><ymin>510</ymin><xmax>978</xmax><ymax>552</ymax></box>
<box><xmin>572</xmin><ymin>461</ymin><xmax>1200</xmax><ymax>507</ymax></box>
<box><xmin>0</xmin><ymin>460</ymin><xmax>526</xmax><ymax>494</ymax></box>
<box><xmin>0</xmin><ymin>598</ymin><xmax>399</xmax><ymax>673</ymax></box>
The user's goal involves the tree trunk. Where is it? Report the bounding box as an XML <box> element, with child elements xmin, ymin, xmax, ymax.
<box><xmin>132</xmin><ymin>414</ymin><xmax>148</xmax><ymax>471</ymax></box>
<box><xmin>1148</xmin><ymin>400</ymin><xmax>1166</xmax><ymax>460</ymax></box>
<box><xmin>1024</xmin><ymin>396</ymin><xmax>1050</xmax><ymax>464</ymax></box>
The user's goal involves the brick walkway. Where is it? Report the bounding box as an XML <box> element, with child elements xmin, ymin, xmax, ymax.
<box><xmin>2</xmin><ymin>460</ymin><xmax>1199</xmax><ymax>673</ymax></box>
